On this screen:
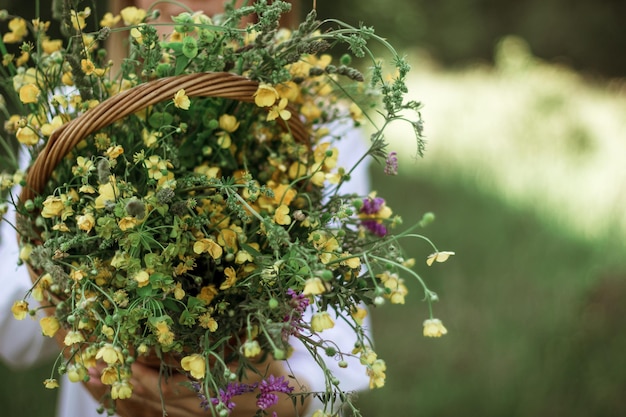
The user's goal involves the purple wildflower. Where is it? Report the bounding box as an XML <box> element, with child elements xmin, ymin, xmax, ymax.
<box><xmin>256</xmin><ymin>375</ymin><xmax>294</xmax><ymax>410</ymax></box>
<box><xmin>384</xmin><ymin>151</ymin><xmax>398</xmax><ymax>175</ymax></box>
<box><xmin>361</xmin><ymin>219</ymin><xmax>388</xmax><ymax>237</ymax></box>
<box><xmin>210</xmin><ymin>382</ymin><xmax>257</xmax><ymax>412</ymax></box>
<box><xmin>190</xmin><ymin>381</ymin><xmax>210</xmax><ymax>411</ymax></box>
<box><xmin>283</xmin><ymin>289</ymin><xmax>310</xmax><ymax>338</ymax></box>
<box><xmin>360</xmin><ymin>196</ymin><xmax>385</xmax><ymax>215</ymax></box>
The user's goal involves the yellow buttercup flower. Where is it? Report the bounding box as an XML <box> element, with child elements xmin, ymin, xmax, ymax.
<box><xmin>267</xmin><ymin>97</ymin><xmax>291</xmax><ymax>121</ymax></box>
<box><xmin>198</xmin><ymin>313</ymin><xmax>218</xmax><ymax>331</ymax></box>
<box><xmin>220</xmin><ymin>266</ymin><xmax>237</xmax><ymax>290</ymax></box>
<box><xmin>351</xmin><ymin>306</ymin><xmax>368</xmax><ymax>325</ymax></box>
<box><xmin>423</xmin><ymin>318</ymin><xmax>448</xmax><ymax>337</ymax></box>
<box><xmin>70</xmin><ymin>7</ymin><xmax>90</xmax><ymax>30</ymax></box>
<box><xmin>40</xmin><ymin>316</ymin><xmax>60</xmax><ymax>337</ymax></box>
<box><xmin>194</xmin><ymin>238</ymin><xmax>223</xmax><ymax>259</ymax></box>
<box><xmin>426</xmin><ymin>251</ymin><xmax>455</xmax><ymax>266</ymax></box>
<box><xmin>198</xmin><ymin>284</ymin><xmax>218</xmax><ymax>304</ymax></box>
<box><xmin>254</xmin><ymin>84</ymin><xmax>279</xmax><ymax>107</ymax></box>
<box><xmin>2</xmin><ymin>17</ymin><xmax>28</xmax><ymax>43</ymax></box>
<box><xmin>19</xmin><ymin>84</ymin><xmax>40</xmax><ymax>104</ymax></box>
<box><xmin>273</xmin><ymin>204</ymin><xmax>291</xmax><ymax>225</ymax></box>
<box><xmin>120</xmin><ymin>6</ymin><xmax>147</xmax><ymax>26</ymax></box>
<box><xmin>111</xmin><ymin>380</ymin><xmax>133</xmax><ymax>399</ymax></box>
<box><xmin>96</xmin><ymin>343</ymin><xmax>124</xmax><ymax>364</ymax></box>
<box><xmin>100</xmin><ymin>12</ymin><xmax>121</xmax><ymax>28</ymax></box>
<box><xmin>43</xmin><ymin>378</ymin><xmax>59</xmax><ymax>389</ymax></box>
<box><xmin>41</xmin><ymin>195</ymin><xmax>64</xmax><ymax>218</ymax></box>
<box><xmin>311</xmin><ymin>311</ymin><xmax>335</xmax><ymax>332</ymax></box>
<box><xmin>77</xmin><ymin>212</ymin><xmax>96</xmax><ymax>232</ymax></box>
<box><xmin>377</xmin><ymin>271</ymin><xmax>408</xmax><ymax>304</ymax></box>
<box><xmin>181</xmin><ymin>354</ymin><xmax>206</xmax><ymax>379</ymax></box>
<box><xmin>173</xmin><ymin>88</ymin><xmax>190</xmax><ymax>110</ymax></box>
<box><xmin>303</xmin><ymin>277</ymin><xmax>326</xmax><ymax>296</ymax></box>
<box><xmin>133</xmin><ymin>270</ymin><xmax>150</xmax><ymax>288</ymax></box>
<box><xmin>95</xmin><ymin>179</ymin><xmax>119</xmax><ymax>209</ymax></box>
<box><xmin>19</xmin><ymin>244</ymin><xmax>33</xmax><ymax>262</ymax></box>
<box><xmin>242</xmin><ymin>340</ymin><xmax>261</xmax><ymax>358</ymax></box>
<box><xmin>40</xmin><ymin>115</ymin><xmax>66</xmax><ymax>137</ymax></box>
<box><xmin>367</xmin><ymin>358</ymin><xmax>387</xmax><ymax>389</ymax></box>
<box><xmin>218</xmin><ymin>114</ymin><xmax>240</xmax><ymax>132</ymax></box>
<box><xmin>67</xmin><ymin>364</ymin><xmax>88</xmax><ymax>383</ymax></box>
<box><xmin>64</xmin><ymin>330</ymin><xmax>86</xmax><ymax>346</ymax></box>
<box><xmin>154</xmin><ymin>320</ymin><xmax>175</xmax><ymax>346</ymax></box>
<box><xmin>99</xmin><ymin>366</ymin><xmax>119</xmax><ymax>385</ymax></box>
<box><xmin>11</xmin><ymin>300</ymin><xmax>29</xmax><ymax>320</ymax></box>
<box><xmin>118</xmin><ymin>216</ymin><xmax>139</xmax><ymax>231</ymax></box>
<box><xmin>16</xmin><ymin>126</ymin><xmax>39</xmax><ymax>146</ymax></box>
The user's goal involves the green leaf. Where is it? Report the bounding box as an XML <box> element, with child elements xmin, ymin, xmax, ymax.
<box><xmin>148</xmin><ymin>112</ymin><xmax>174</xmax><ymax>129</ymax></box>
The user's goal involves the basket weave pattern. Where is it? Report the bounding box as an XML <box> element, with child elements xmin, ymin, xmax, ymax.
<box><xmin>21</xmin><ymin>72</ymin><xmax>309</xmax><ymax>203</ymax></box>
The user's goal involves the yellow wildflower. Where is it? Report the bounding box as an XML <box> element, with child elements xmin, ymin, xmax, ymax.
<box><xmin>220</xmin><ymin>267</ymin><xmax>237</xmax><ymax>290</ymax></box>
<box><xmin>198</xmin><ymin>313</ymin><xmax>218</xmax><ymax>331</ymax></box>
<box><xmin>133</xmin><ymin>270</ymin><xmax>150</xmax><ymax>288</ymax></box>
<box><xmin>426</xmin><ymin>251</ymin><xmax>455</xmax><ymax>266</ymax></box>
<box><xmin>96</xmin><ymin>343</ymin><xmax>124</xmax><ymax>364</ymax></box>
<box><xmin>16</xmin><ymin>126</ymin><xmax>39</xmax><ymax>146</ymax></box>
<box><xmin>351</xmin><ymin>307</ymin><xmax>368</xmax><ymax>325</ymax></box>
<box><xmin>243</xmin><ymin>340</ymin><xmax>261</xmax><ymax>358</ymax></box>
<box><xmin>303</xmin><ymin>277</ymin><xmax>326</xmax><ymax>296</ymax></box>
<box><xmin>67</xmin><ymin>364</ymin><xmax>88</xmax><ymax>383</ymax></box>
<box><xmin>64</xmin><ymin>330</ymin><xmax>86</xmax><ymax>346</ymax></box>
<box><xmin>77</xmin><ymin>212</ymin><xmax>95</xmax><ymax>232</ymax></box>
<box><xmin>111</xmin><ymin>380</ymin><xmax>133</xmax><ymax>399</ymax></box>
<box><xmin>218</xmin><ymin>114</ymin><xmax>240</xmax><ymax>132</ymax></box>
<box><xmin>95</xmin><ymin>179</ymin><xmax>119</xmax><ymax>209</ymax></box>
<box><xmin>100</xmin><ymin>366</ymin><xmax>119</xmax><ymax>385</ymax></box>
<box><xmin>61</xmin><ymin>71</ymin><xmax>74</xmax><ymax>86</ymax></box>
<box><xmin>100</xmin><ymin>12</ymin><xmax>121</xmax><ymax>28</ymax></box>
<box><xmin>267</xmin><ymin>97</ymin><xmax>291</xmax><ymax>121</ymax></box>
<box><xmin>174</xmin><ymin>282</ymin><xmax>185</xmax><ymax>300</ymax></box>
<box><xmin>118</xmin><ymin>216</ymin><xmax>139</xmax><ymax>231</ymax></box>
<box><xmin>311</xmin><ymin>311</ymin><xmax>335</xmax><ymax>332</ymax></box>
<box><xmin>120</xmin><ymin>6</ymin><xmax>147</xmax><ymax>25</ymax></box>
<box><xmin>193</xmin><ymin>238</ymin><xmax>223</xmax><ymax>259</ymax></box>
<box><xmin>198</xmin><ymin>285</ymin><xmax>218</xmax><ymax>304</ymax></box>
<box><xmin>19</xmin><ymin>244</ymin><xmax>33</xmax><ymax>262</ymax></box>
<box><xmin>70</xmin><ymin>7</ymin><xmax>90</xmax><ymax>30</ymax></box>
<box><xmin>3</xmin><ymin>18</ymin><xmax>28</xmax><ymax>43</ymax></box>
<box><xmin>423</xmin><ymin>318</ymin><xmax>448</xmax><ymax>337</ymax></box>
<box><xmin>40</xmin><ymin>316</ymin><xmax>60</xmax><ymax>337</ymax></box>
<box><xmin>43</xmin><ymin>379</ymin><xmax>59</xmax><ymax>389</ymax></box>
<box><xmin>173</xmin><ymin>88</ymin><xmax>190</xmax><ymax>110</ymax></box>
<box><xmin>367</xmin><ymin>359</ymin><xmax>387</xmax><ymax>389</ymax></box>
<box><xmin>181</xmin><ymin>354</ymin><xmax>206</xmax><ymax>379</ymax></box>
<box><xmin>41</xmin><ymin>196</ymin><xmax>64</xmax><ymax>218</ymax></box>
<box><xmin>11</xmin><ymin>300</ymin><xmax>29</xmax><ymax>320</ymax></box>
<box><xmin>254</xmin><ymin>84</ymin><xmax>279</xmax><ymax>107</ymax></box>
<box><xmin>273</xmin><ymin>204</ymin><xmax>291</xmax><ymax>225</ymax></box>
<box><xmin>15</xmin><ymin>52</ymin><xmax>29</xmax><ymax>66</ymax></box>
<box><xmin>19</xmin><ymin>84</ymin><xmax>40</xmax><ymax>104</ymax></box>
<box><xmin>154</xmin><ymin>320</ymin><xmax>175</xmax><ymax>346</ymax></box>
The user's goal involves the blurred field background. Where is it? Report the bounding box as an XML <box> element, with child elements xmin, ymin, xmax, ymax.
<box><xmin>2</xmin><ymin>0</ymin><xmax>626</xmax><ymax>416</ymax></box>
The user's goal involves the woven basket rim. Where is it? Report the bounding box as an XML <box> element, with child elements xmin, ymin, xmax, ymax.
<box><xmin>20</xmin><ymin>71</ymin><xmax>310</xmax><ymax>203</ymax></box>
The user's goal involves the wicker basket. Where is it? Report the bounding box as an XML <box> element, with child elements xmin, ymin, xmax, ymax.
<box><xmin>21</xmin><ymin>71</ymin><xmax>309</xmax><ymax>203</ymax></box>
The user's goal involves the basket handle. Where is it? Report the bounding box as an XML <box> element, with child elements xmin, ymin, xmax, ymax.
<box><xmin>22</xmin><ymin>72</ymin><xmax>309</xmax><ymax>202</ymax></box>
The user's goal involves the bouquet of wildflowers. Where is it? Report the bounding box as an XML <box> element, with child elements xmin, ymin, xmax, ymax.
<box><xmin>0</xmin><ymin>1</ymin><xmax>453</xmax><ymax>415</ymax></box>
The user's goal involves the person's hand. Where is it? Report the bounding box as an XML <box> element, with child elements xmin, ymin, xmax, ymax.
<box><xmin>84</xmin><ymin>355</ymin><xmax>311</xmax><ymax>417</ymax></box>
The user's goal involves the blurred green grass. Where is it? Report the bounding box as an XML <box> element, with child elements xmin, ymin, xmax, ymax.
<box><xmin>354</xmin><ymin>171</ymin><xmax>626</xmax><ymax>416</ymax></box>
